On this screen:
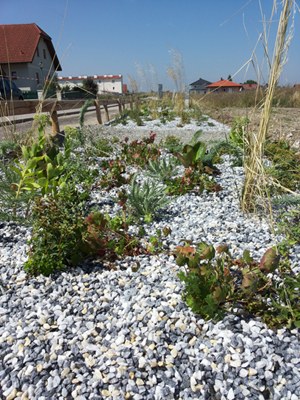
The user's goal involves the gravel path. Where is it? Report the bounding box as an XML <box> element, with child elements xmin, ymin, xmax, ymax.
<box><xmin>0</xmin><ymin>117</ymin><xmax>300</xmax><ymax>400</ymax></box>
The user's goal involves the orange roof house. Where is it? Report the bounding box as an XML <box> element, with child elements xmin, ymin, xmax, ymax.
<box><xmin>206</xmin><ymin>79</ymin><xmax>243</xmax><ymax>93</ymax></box>
<box><xmin>0</xmin><ymin>23</ymin><xmax>61</xmax><ymax>91</ymax></box>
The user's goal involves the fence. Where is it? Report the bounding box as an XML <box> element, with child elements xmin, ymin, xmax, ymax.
<box><xmin>0</xmin><ymin>96</ymin><xmax>135</xmax><ymax>136</ymax></box>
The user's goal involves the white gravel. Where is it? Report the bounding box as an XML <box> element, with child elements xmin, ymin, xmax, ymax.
<box><xmin>0</xmin><ymin>117</ymin><xmax>300</xmax><ymax>400</ymax></box>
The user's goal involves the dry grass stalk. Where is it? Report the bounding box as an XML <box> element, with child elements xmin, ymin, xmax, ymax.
<box><xmin>241</xmin><ymin>0</ymin><xmax>294</xmax><ymax>213</ymax></box>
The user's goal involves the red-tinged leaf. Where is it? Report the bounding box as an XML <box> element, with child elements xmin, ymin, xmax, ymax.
<box><xmin>260</xmin><ymin>247</ymin><xmax>280</xmax><ymax>273</ymax></box>
<box><xmin>176</xmin><ymin>245</ymin><xmax>196</xmax><ymax>256</ymax></box>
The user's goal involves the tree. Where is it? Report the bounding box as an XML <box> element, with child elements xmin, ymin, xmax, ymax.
<box><xmin>244</xmin><ymin>80</ymin><xmax>257</xmax><ymax>84</ymax></box>
<box><xmin>227</xmin><ymin>74</ymin><xmax>232</xmax><ymax>81</ymax></box>
<box><xmin>82</xmin><ymin>78</ymin><xmax>98</xmax><ymax>96</ymax></box>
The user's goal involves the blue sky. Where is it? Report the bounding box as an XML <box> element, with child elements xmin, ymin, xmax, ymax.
<box><xmin>2</xmin><ymin>0</ymin><xmax>300</xmax><ymax>90</ymax></box>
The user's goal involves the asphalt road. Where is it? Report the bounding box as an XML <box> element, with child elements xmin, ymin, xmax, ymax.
<box><xmin>0</xmin><ymin>104</ymin><xmax>121</xmax><ymax>140</ymax></box>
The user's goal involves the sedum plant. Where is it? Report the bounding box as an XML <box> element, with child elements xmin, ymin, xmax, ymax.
<box><xmin>127</xmin><ymin>175</ymin><xmax>170</xmax><ymax>222</ymax></box>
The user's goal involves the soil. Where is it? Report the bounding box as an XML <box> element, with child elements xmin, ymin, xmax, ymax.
<box><xmin>205</xmin><ymin>107</ymin><xmax>300</xmax><ymax>149</ymax></box>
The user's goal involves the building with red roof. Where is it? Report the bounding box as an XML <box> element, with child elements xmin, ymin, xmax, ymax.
<box><xmin>206</xmin><ymin>79</ymin><xmax>243</xmax><ymax>93</ymax></box>
<box><xmin>0</xmin><ymin>23</ymin><xmax>61</xmax><ymax>92</ymax></box>
<box><xmin>58</xmin><ymin>74</ymin><xmax>124</xmax><ymax>95</ymax></box>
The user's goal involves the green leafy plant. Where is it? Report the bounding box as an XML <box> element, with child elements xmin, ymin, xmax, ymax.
<box><xmin>11</xmin><ymin>115</ymin><xmax>71</xmax><ymax>200</ymax></box>
<box><xmin>84</xmin><ymin>211</ymin><xmax>142</xmax><ymax>259</ymax></box>
<box><xmin>176</xmin><ymin>242</ymin><xmax>300</xmax><ymax>328</ymax></box>
<box><xmin>99</xmin><ymin>158</ymin><xmax>129</xmax><ymax>189</ymax></box>
<box><xmin>228</xmin><ymin>116</ymin><xmax>249</xmax><ymax>148</ymax></box>
<box><xmin>165</xmin><ymin>167</ymin><xmax>222</xmax><ymax>196</ymax></box>
<box><xmin>127</xmin><ymin>175</ymin><xmax>169</xmax><ymax>222</ymax></box>
<box><xmin>120</xmin><ymin>133</ymin><xmax>160</xmax><ymax>168</ymax></box>
<box><xmin>24</xmin><ymin>185</ymin><xmax>89</xmax><ymax>276</ymax></box>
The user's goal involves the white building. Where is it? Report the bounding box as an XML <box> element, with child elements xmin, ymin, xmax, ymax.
<box><xmin>58</xmin><ymin>74</ymin><xmax>124</xmax><ymax>94</ymax></box>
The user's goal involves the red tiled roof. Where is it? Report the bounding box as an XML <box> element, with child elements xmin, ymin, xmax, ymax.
<box><xmin>0</xmin><ymin>23</ymin><xmax>61</xmax><ymax>70</ymax></box>
<box><xmin>206</xmin><ymin>79</ymin><xmax>242</xmax><ymax>88</ymax></box>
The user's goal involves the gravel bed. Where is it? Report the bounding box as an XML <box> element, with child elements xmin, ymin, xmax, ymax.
<box><xmin>83</xmin><ymin>116</ymin><xmax>230</xmax><ymax>146</ymax></box>
<box><xmin>0</xmin><ymin>118</ymin><xmax>300</xmax><ymax>400</ymax></box>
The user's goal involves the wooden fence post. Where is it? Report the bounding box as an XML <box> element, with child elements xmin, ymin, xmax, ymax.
<box><xmin>50</xmin><ymin>102</ymin><xmax>60</xmax><ymax>137</ymax></box>
<box><xmin>103</xmin><ymin>103</ymin><xmax>110</xmax><ymax>122</ymax></box>
<box><xmin>94</xmin><ymin>100</ymin><xmax>103</xmax><ymax>124</ymax></box>
<box><xmin>118</xmin><ymin>100</ymin><xmax>122</xmax><ymax>114</ymax></box>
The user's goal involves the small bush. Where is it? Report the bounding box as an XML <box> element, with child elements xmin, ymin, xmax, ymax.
<box><xmin>24</xmin><ymin>185</ymin><xmax>89</xmax><ymax>276</ymax></box>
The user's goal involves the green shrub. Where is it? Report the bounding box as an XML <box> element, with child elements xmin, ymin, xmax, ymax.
<box><xmin>24</xmin><ymin>185</ymin><xmax>89</xmax><ymax>276</ymax></box>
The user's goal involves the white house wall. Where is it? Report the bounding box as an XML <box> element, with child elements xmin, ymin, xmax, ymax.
<box><xmin>58</xmin><ymin>75</ymin><xmax>123</xmax><ymax>94</ymax></box>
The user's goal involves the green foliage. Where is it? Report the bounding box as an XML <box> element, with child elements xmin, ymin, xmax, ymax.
<box><xmin>146</xmin><ymin>156</ymin><xmax>179</xmax><ymax>182</ymax></box>
<box><xmin>159</xmin><ymin>106</ymin><xmax>176</xmax><ymax>123</ymax></box>
<box><xmin>79</xmin><ymin>99</ymin><xmax>94</xmax><ymax>130</ymax></box>
<box><xmin>277</xmin><ymin>206</ymin><xmax>300</xmax><ymax>249</ymax></box>
<box><xmin>84</xmin><ymin>211</ymin><xmax>142</xmax><ymax>259</ymax></box>
<box><xmin>113</xmin><ymin>108</ymin><xmax>144</xmax><ymax>126</ymax></box>
<box><xmin>82</xmin><ymin>78</ymin><xmax>98</xmax><ymax>96</ymax></box>
<box><xmin>0</xmin><ymin>140</ymin><xmax>20</xmax><ymax>159</ymax></box>
<box><xmin>174</xmin><ymin>130</ymin><xmax>220</xmax><ymax>173</ymax></box>
<box><xmin>265</xmin><ymin>139</ymin><xmax>300</xmax><ymax>191</ymax></box>
<box><xmin>127</xmin><ymin>175</ymin><xmax>169</xmax><ymax>222</ymax></box>
<box><xmin>160</xmin><ymin>135</ymin><xmax>183</xmax><ymax>153</ymax></box>
<box><xmin>11</xmin><ymin>126</ymin><xmax>70</xmax><ymax>200</ymax></box>
<box><xmin>176</xmin><ymin>241</ymin><xmax>300</xmax><ymax>328</ymax></box>
<box><xmin>88</xmin><ymin>136</ymin><xmax>115</xmax><ymax>157</ymax></box>
<box><xmin>120</xmin><ymin>133</ymin><xmax>160</xmax><ymax>168</ymax></box>
<box><xmin>24</xmin><ymin>185</ymin><xmax>89</xmax><ymax>276</ymax></box>
<box><xmin>165</xmin><ymin>168</ymin><xmax>222</xmax><ymax>196</ymax></box>
<box><xmin>1</xmin><ymin>115</ymin><xmax>95</xmax><ymax>221</ymax></box>
<box><xmin>99</xmin><ymin>158</ymin><xmax>129</xmax><ymax>189</ymax></box>
<box><xmin>229</xmin><ymin>117</ymin><xmax>249</xmax><ymax>148</ymax></box>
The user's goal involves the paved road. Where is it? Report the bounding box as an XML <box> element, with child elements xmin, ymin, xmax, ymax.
<box><xmin>0</xmin><ymin>104</ymin><xmax>121</xmax><ymax>140</ymax></box>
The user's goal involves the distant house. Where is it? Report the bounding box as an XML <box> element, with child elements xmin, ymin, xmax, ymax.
<box><xmin>293</xmin><ymin>84</ymin><xmax>300</xmax><ymax>90</ymax></box>
<box><xmin>0</xmin><ymin>23</ymin><xmax>61</xmax><ymax>92</ymax></box>
<box><xmin>242</xmin><ymin>83</ymin><xmax>258</xmax><ymax>91</ymax></box>
<box><xmin>206</xmin><ymin>79</ymin><xmax>243</xmax><ymax>93</ymax></box>
<box><xmin>58</xmin><ymin>74</ymin><xmax>124</xmax><ymax>94</ymax></box>
<box><xmin>189</xmin><ymin>77</ymin><xmax>212</xmax><ymax>94</ymax></box>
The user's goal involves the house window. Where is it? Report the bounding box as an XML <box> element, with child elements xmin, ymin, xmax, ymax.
<box><xmin>112</xmin><ymin>80</ymin><xmax>115</xmax><ymax>83</ymax></box>
<box><xmin>36</xmin><ymin>72</ymin><xmax>40</xmax><ymax>84</ymax></box>
<box><xmin>43</xmin><ymin>49</ymin><xmax>46</xmax><ymax>59</ymax></box>
<box><xmin>36</xmin><ymin>47</ymin><xmax>40</xmax><ymax>57</ymax></box>
<box><xmin>11</xmin><ymin>71</ymin><xmax>17</xmax><ymax>80</ymax></box>
<box><xmin>113</xmin><ymin>86</ymin><xmax>115</xmax><ymax>90</ymax></box>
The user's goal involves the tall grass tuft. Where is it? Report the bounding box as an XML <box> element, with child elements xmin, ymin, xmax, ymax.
<box><xmin>241</xmin><ymin>0</ymin><xmax>294</xmax><ymax>213</ymax></box>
